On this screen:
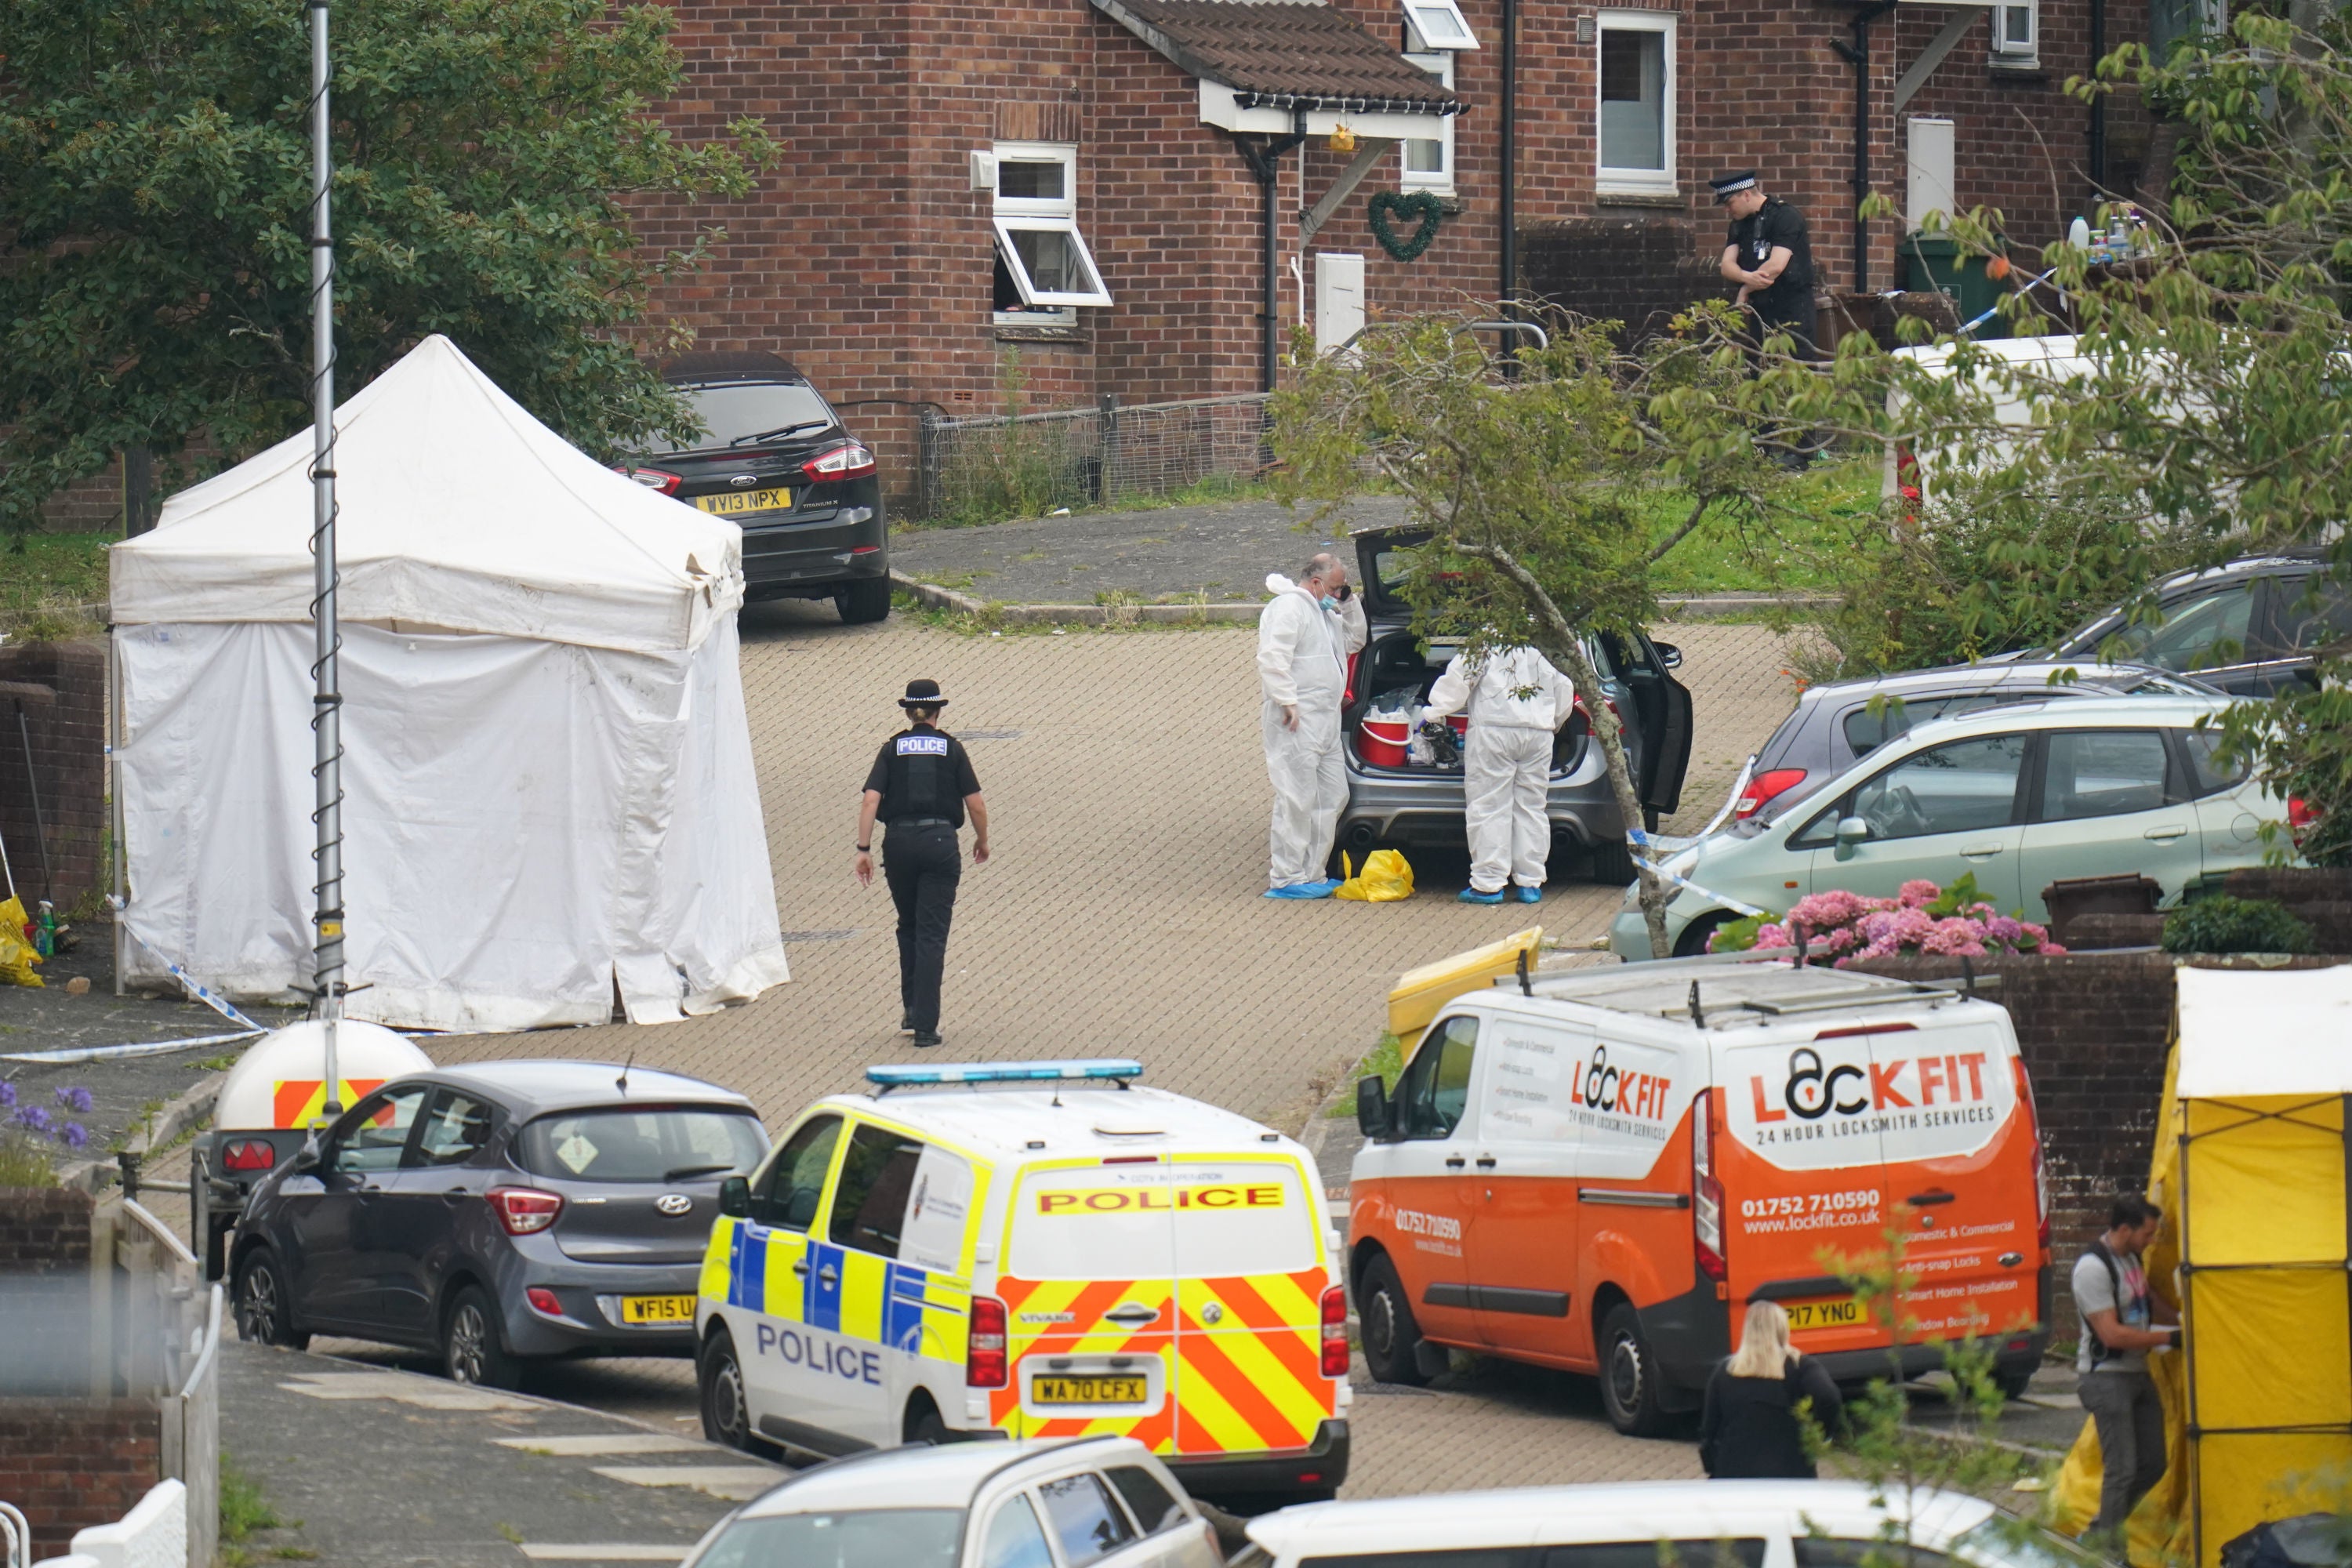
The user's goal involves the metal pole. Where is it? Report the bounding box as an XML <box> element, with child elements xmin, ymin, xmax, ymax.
<box><xmin>1499</xmin><ymin>0</ymin><xmax>1518</xmax><ymax>354</ymax></box>
<box><xmin>308</xmin><ymin>0</ymin><xmax>345</xmax><ymax>1117</ymax></box>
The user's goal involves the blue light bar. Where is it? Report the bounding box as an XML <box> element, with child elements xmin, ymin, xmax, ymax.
<box><xmin>866</xmin><ymin>1058</ymin><xmax>1145</xmax><ymax>1087</ymax></box>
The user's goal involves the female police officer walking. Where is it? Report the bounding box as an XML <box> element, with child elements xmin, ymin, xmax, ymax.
<box><xmin>854</xmin><ymin>680</ymin><xmax>989</xmax><ymax>1048</ymax></box>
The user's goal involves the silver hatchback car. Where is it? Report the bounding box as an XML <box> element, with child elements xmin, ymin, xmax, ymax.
<box><xmin>1338</xmin><ymin>527</ymin><xmax>1696</xmax><ymax>883</ymax></box>
<box><xmin>1609</xmin><ymin>695</ymin><xmax>2286</xmax><ymax>959</ymax></box>
<box><xmin>682</xmin><ymin>1436</ymin><xmax>1224</xmax><ymax>1568</ymax></box>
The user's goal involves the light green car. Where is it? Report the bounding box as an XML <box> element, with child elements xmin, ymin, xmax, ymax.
<box><xmin>1608</xmin><ymin>695</ymin><xmax>2288</xmax><ymax>960</ymax></box>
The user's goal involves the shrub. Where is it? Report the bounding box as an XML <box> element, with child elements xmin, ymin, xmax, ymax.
<box><xmin>2162</xmin><ymin>895</ymin><xmax>2316</xmax><ymax>955</ymax></box>
<box><xmin>1791</xmin><ymin>490</ymin><xmax>2198</xmax><ymax>681</ymax></box>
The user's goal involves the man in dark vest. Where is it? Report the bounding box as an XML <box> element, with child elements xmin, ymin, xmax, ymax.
<box><xmin>1714</xmin><ymin>169</ymin><xmax>1821</xmax><ymax>467</ymax></box>
<box><xmin>855</xmin><ymin>680</ymin><xmax>989</xmax><ymax>1048</ymax></box>
<box><xmin>1714</xmin><ymin>169</ymin><xmax>1817</xmax><ymax>351</ymax></box>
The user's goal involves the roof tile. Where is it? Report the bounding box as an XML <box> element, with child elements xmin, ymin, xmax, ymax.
<box><xmin>1092</xmin><ymin>0</ymin><xmax>1463</xmax><ymax>115</ymax></box>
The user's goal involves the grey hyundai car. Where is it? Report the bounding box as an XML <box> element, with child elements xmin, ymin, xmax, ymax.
<box><xmin>1337</xmin><ymin>526</ymin><xmax>1694</xmax><ymax>883</ymax></box>
<box><xmin>228</xmin><ymin>1061</ymin><xmax>767</xmax><ymax>1387</ymax></box>
<box><xmin>1730</xmin><ymin>658</ymin><xmax>2223</xmax><ymax>829</ymax></box>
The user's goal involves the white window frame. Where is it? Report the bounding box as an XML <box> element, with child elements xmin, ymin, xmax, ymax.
<box><xmin>991</xmin><ymin>141</ymin><xmax>1112</xmax><ymax>321</ymax></box>
<box><xmin>1399</xmin><ymin>53</ymin><xmax>1456</xmax><ymax>194</ymax></box>
<box><xmin>1991</xmin><ymin>1</ymin><xmax>2038</xmax><ymax>63</ymax></box>
<box><xmin>1594</xmin><ymin>9</ymin><xmax>1677</xmax><ymax>198</ymax></box>
<box><xmin>1402</xmin><ymin>0</ymin><xmax>1479</xmax><ymax>51</ymax></box>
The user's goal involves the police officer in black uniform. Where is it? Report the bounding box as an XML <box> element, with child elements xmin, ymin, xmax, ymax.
<box><xmin>855</xmin><ymin>680</ymin><xmax>989</xmax><ymax>1049</ymax></box>
<box><xmin>1713</xmin><ymin>170</ymin><xmax>1817</xmax><ymax>354</ymax></box>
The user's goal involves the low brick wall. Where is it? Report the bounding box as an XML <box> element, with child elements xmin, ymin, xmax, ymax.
<box><xmin>0</xmin><ymin>637</ymin><xmax>108</xmax><ymax>920</ymax></box>
<box><xmin>0</xmin><ymin>1399</ymin><xmax>168</xmax><ymax>1560</ymax></box>
<box><xmin>1846</xmin><ymin>953</ymin><xmax>2352</xmax><ymax>1341</ymax></box>
<box><xmin>0</xmin><ymin>1186</ymin><xmax>93</xmax><ymax>1271</ymax></box>
<box><xmin>2220</xmin><ymin>866</ymin><xmax>2352</xmax><ymax>954</ymax></box>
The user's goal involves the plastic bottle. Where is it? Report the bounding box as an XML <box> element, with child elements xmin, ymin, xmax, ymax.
<box><xmin>34</xmin><ymin>901</ymin><xmax>56</xmax><ymax>959</ymax></box>
<box><xmin>2068</xmin><ymin>216</ymin><xmax>2092</xmax><ymax>250</ymax></box>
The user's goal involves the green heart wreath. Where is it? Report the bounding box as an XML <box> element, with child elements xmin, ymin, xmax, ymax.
<box><xmin>1368</xmin><ymin>190</ymin><xmax>1446</xmax><ymax>262</ymax></box>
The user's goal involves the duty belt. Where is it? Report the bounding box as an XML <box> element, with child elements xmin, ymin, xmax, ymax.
<box><xmin>890</xmin><ymin>817</ymin><xmax>956</xmax><ymax>829</ymax></box>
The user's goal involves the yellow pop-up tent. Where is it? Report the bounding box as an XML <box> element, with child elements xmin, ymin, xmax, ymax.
<box><xmin>2056</xmin><ymin>965</ymin><xmax>2352</xmax><ymax>1566</ymax></box>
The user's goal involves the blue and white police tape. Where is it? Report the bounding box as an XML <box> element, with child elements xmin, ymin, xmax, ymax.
<box><xmin>2</xmin><ymin>1029</ymin><xmax>263</xmax><ymax>1065</ymax></box>
<box><xmin>112</xmin><ymin>908</ymin><xmax>271</xmax><ymax>1033</ymax></box>
<box><xmin>1623</xmin><ymin>827</ymin><xmax>1773</xmax><ymax>920</ymax></box>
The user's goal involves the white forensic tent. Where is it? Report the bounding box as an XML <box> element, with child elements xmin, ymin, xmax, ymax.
<box><xmin>109</xmin><ymin>335</ymin><xmax>789</xmax><ymax>1033</ymax></box>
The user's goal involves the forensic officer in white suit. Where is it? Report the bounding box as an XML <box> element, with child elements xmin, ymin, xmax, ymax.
<box><xmin>1421</xmin><ymin>642</ymin><xmax>1577</xmax><ymax>904</ymax></box>
<box><xmin>1255</xmin><ymin>554</ymin><xmax>1368</xmax><ymax>898</ymax></box>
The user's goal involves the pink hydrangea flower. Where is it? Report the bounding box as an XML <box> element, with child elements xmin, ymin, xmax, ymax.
<box><xmin>1897</xmin><ymin>880</ymin><xmax>1942</xmax><ymax>908</ymax></box>
<box><xmin>1920</xmin><ymin>916</ymin><xmax>1990</xmax><ymax>956</ymax></box>
<box><xmin>1788</xmin><ymin>889</ymin><xmax>1872</xmax><ymax>931</ymax></box>
<box><xmin>1983</xmin><ymin>914</ymin><xmax>2024</xmax><ymax>944</ymax></box>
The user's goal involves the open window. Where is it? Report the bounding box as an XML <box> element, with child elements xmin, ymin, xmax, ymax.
<box><xmin>1400</xmin><ymin>53</ymin><xmax>1457</xmax><ymax>194</ymax></box>
<box><xmin>992</xmin><ymin>142</ymin><xmax>1112</xmax><ymax>321</ymax></box>
<box><xmin>1596</xmin><ymin>10</ymin><xmax>1675</xmax><ymax>196</ymax></box>
<box><xmin>1403</xmin><ymin>0</ymin><xmax>1479</xmax><ymax>50</ymax></box>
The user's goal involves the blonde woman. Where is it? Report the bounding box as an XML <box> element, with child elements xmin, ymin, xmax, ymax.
<box><xmin>1698</xmin><ymin>1301</ymin><xmax>1845</xmax><ymax>1478</ymax></box>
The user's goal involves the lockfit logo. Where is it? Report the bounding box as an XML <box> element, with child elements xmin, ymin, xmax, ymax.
<box><xmin>1572</xmin><ymin>1045</ymin><xmax>1671</xmax><ymax>1121</ymax></box>
<box><xmin>1748</xmin><ymin>1047</ymin><xmax>1993</xmax><ymax>1123</ymax></box>
<box><xmin>1036</xmin><ymin>1184</ymin><xmax>1283</xmax><ymax>1215</ymax></box>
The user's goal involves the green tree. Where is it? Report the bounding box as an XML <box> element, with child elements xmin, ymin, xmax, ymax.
<box><xmin>1269</xmin><ymin>311</ymin><xmax>1796</xmax><ymax>956</ymax></box>
<box><xmin>0</xmin><ymin>0</ymin><xmax>779</xmax><ymax>543</ymax></box>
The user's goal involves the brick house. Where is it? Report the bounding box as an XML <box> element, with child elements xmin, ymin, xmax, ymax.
<box><xmin>639</xmin><ymin>0</ymin><xmax>2185</xmax><ymax>506</ymax></box>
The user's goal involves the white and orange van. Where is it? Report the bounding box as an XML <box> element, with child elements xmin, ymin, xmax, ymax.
<box><xmin>696</xmin><ymin>1059</ymin><xmax>1352</xmax><ymax>1507</ymax></box>
<box><xmin>1348</xmin><ymin>955</ymin><xmax>2049</xmax><ymax>1435</ymax></box>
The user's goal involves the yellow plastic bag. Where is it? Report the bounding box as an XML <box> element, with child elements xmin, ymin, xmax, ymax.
<box><xmin>1334</xmin><ymin>850</ymin><xmax>1415</xmax><ymax>902</ymax></box>
<box><xmin>0</xmin><ymin>896</ymin><xmax>44</xmax><ymax>988</ymax></box>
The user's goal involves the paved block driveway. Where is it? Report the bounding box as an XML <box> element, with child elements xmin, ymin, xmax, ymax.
<box><xmin>404</xmin><ymin>601</ymin><xmax>1801</xmax><ymax>1490</ymax></box>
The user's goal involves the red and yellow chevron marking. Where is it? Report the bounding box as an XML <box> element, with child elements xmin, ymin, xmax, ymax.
<box><xmin>989</xmin><ymin>1269</ymin><xmax>1337</xmax><ymax>1457</ymax></box>
<box><xmin>1172</xmin><ymin>1269</ymin><xmax>1335</xmax><ymax>1456</ymax></box>
<box><xmin>992</xmin><ymin>1274</ymin><xmax>1178</xmax><ymax>1451</ymax></box>
<box><xmin>271</xmin><ymin>1079</ymin><xmax>389</xmax><ymax>1128</ymax></box>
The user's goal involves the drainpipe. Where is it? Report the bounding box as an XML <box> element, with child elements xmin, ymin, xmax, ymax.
<box><xmin>2088</xmin><ymin>0</ymin><xmax>2107</xmax><ymax>197</ymax></box>
<box><xmin>1239</xmin><ymin>112</ymin><xmax>1312</xmax><ymax>393</ymax></box>
<box><xmin>1500</xmin><ymin>0</ymin><xmax>1518</xmax><ymax>345</ymax></box>
<box><xmin>1831</xmin><ymin>0</ymin><xmax>1898</xmax><ymax>292</ymax></box>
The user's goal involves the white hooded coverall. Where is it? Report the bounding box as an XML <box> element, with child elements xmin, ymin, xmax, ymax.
<box><xmin>1257</xmin><ymin>573</ymin><xmax>1369</xmax><ymax>888</ymax></box>
<box><xmin>1422</xmin><ymin>645</ymin><xmax>1577</xmax><ymax>893</ymax></box>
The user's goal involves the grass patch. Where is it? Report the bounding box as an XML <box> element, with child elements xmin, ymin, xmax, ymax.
<box><xmin>1</xmin><ymin>531</ymin><xmax>111</xmax><ymax>641</ymax></box>
<box><xmin>1644</xmin><ymin>458</ymin><xmax>1878</xmax><ymax>598</ymax></box>
<box><xmin>0</xmin><ymin>1132</ymin><xmax>60</xmax><ymax>1187</ymax></box>
<box><xmin>1322</xmin><ymin>1033</ymin><xmax>1406</xmax><ymax>1117</ymax></box>
<box><xmin>219</xmin><ymin>1453</ymin><xmax>304</xmax><ymax>1568</ymax></box>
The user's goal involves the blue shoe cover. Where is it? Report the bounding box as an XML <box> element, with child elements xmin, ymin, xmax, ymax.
<box><xmin>1515</xmin><ymin>885</ymin><xmax>1543</xmax><ymax>904</ymax></box>
<box><xmin>1265</xmin><ymin>881</ymin><xmax>1334</xmax><ymax>899</ymax></box>
<box><xmin>1457</xmin><ymin>887</ymin><xmax>1506</xmax><ymax>904</ymax></box>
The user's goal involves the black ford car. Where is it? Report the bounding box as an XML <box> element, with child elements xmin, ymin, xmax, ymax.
<box><xmin>619</xmin><ymin>351</ymin><xmax>891</xmax><ymax>623</ymax></box>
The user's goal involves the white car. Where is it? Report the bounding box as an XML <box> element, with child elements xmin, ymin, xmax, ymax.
<box><xmin>1610</xmin><ymin>694</ymin><xmax>2288</xmax><ymax>960</ymax></box>
<box><xmin>1237</xmin><ymin>1480</ymin><xmax>2099</xmax><ymax>1568</ymax></box>
<box><xmin>683</xmin><ymin>1434</ymin><xmax>1223</xmax><ymax>1568</ymax></box>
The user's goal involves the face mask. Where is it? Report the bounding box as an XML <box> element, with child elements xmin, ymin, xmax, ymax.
<box><xmin>1319</xmin><ymin>594</ymin><xmax>1339</xmax><ymax>612</ymax></box>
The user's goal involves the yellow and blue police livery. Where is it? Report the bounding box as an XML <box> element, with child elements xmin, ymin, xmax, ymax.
<box><xmin>692</xmin><ymin>1059</ymin><xmax>1354</xmax><ymax>1509</ymax></box>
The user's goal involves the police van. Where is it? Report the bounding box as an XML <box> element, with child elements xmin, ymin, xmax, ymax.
<box><xmin>695</xmin><ymin>1060</ymin><xmax>1352</xmax><ymax>1507</ymax></box>
<box><xmin>1348</xmin><ymin>957</ymin><xmax>2049</xmax><ymax>1436</ymax></box>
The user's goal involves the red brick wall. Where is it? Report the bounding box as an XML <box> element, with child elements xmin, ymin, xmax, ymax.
<box><xmin>629</xmin><ymin>0</ymin><xmax>2141</xmax><ymax>472</ymax></box>
<box><xmin>0</xmin><ymin>639</ymin><xmax>110</xmax><ymax>920</ymax></box>
<box><xmin>0</xmin><ymin>1188</ymin><xmax>94</xmax><ymax>1272</ymax></box>
<box><xmin>0</xmin><ymin>1400</ymin><xmax>167</xmax><ymax>1560</ymax></box>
